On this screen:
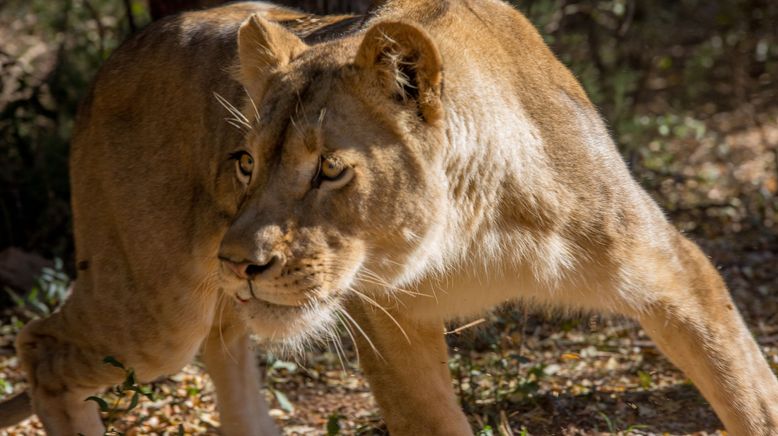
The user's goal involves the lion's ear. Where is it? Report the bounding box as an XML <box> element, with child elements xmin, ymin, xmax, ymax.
<box><xmin>355</xmin><ymin>21</ymin><xmax>443</xmax><ymax>123</ymax></box>
<box><xmin>237</xmin><ymin>14</ymin><xmax>307</xmax><ymax>98</ymax></box>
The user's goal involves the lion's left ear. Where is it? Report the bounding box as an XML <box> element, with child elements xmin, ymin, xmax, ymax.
<box><xmin>355</xmin><ymin>21</ymin><xmax>443</xmax><ymax>123</ymax></box>
<box><xmin>237</xmin><ymin>14</ymin><xmax>308</xmax><ymax>99</ymax></box>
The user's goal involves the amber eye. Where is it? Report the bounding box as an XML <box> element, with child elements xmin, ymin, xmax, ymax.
<box><xmin>236</xmin><ymin>152</ymin><xmax>254</xmax><ymax>177</ymax></box>
<box><xmin>320</xmin><ymin>155</ymin><xmax>345</xmax><ymax>180</ymax></box>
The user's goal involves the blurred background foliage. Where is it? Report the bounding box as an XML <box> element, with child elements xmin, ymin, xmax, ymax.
<box><xmin>0</xmin><ymin>0</ymin><xmax>776</xmax><ymax>285</ymax></box>
<box><xmin>1</xmin><ymin>0</ymin><xmax>150</xmax><ymax>261</ymax></box>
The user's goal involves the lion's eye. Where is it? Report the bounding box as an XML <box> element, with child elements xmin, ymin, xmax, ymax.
<box><xmin>233</xmin><ymin>151</ymin><xmax>254</xmax><ymax>178</ymax></box>
<box><xmin>320</xmin><ymin>155</ymin><xmax>345</xmax><ymax>180</ymax></box>
<box><xmin>312</xmin><ymin>154</ymin><xmax>353</xmax><ymax>189</ymax></box>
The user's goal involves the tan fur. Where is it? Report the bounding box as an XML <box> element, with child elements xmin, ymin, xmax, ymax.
<box><xmin>2</xmin><ymin>0</ymin><xmax>777</xmax><ymax>435</ymax></box>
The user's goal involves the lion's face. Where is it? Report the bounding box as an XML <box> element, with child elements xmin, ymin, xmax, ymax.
<box><xmin>215</xmin><ymin>17</ymin><xmax>446</xmax><ymax>344</ymax></box>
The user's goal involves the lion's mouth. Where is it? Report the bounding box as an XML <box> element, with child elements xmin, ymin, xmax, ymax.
<box><xmin>236</xmin><ymin>293</ymin><xmax>249</xmax><ymax>303</ymax></box>
<box><xmin>222</xmin><ymin>274</ymin><xmax>348</xmax><ymax>344</ymax></box>
<box><xmin>231</xmin><ymin>282</ymin><xmax>343</xmax><ymax>346</ymax></box>
<box><xmin>234</xmin><ymin>280</ymin><xmax>323</xmax><ymax>308</ymax></box>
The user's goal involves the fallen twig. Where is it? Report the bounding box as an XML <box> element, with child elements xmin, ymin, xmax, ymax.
<box><xmin>445</xmin><ymin>318</ymin><xmax>486</xmax><ymax>335</ymax></box>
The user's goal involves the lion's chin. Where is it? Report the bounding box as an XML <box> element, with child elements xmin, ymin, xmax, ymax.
<box><xmin>236</xmin><ymin>296</ymin><xmax>341</xmax><ymax>352</ymax></box>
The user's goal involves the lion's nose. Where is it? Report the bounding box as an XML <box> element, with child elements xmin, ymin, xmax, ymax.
<box><xmin>220</xmin><ymin>254</ymin><xmax>282</xmax><ymax>280</ymax></box>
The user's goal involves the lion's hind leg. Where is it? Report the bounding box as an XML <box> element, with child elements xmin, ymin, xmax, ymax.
<box><xmin>610</xmin><ymin>231</ymin><xmax>778</xmax><ymax>435</ymax></box>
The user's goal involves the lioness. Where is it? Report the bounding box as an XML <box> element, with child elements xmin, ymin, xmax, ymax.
<box><xmin>1</xmin><ymin>0</ymin><xmax>776</xmax><ymax>434</ymax></box>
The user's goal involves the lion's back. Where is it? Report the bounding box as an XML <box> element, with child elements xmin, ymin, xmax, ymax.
<box><xmin>70</xmin><ymin>2</ymin><xmax>277</xmax><ymax>160</ymax></box>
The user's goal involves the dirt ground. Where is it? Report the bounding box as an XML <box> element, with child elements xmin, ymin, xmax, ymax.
<box><xmin>1</xmin><ymin>100</ymin><xmax>777</xmax><ymax>436</ymax></box>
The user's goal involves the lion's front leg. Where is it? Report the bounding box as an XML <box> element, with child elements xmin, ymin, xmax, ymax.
<box><xmin>16</xmin><ymin>316</ymin><xmax>106</xmax><ymax>436</ymax></box>
<box><xmin>26</xmin><ymin>386</ymin><xmax>104</xmax><ymax>436</ymax></box>
<box><xmin>347</xmin><ymin>300</ymin><xmax>472</xmax><ymax>436</ymax></box>
<box><xmin>15</xmin><ymin>276</ymin><xmax>218</xmax><ymax>435</ymax></box>
<box><xmin>201</xmin><ymin>303</ymin><xmax>278</xmax><ymax>436</ymax></box>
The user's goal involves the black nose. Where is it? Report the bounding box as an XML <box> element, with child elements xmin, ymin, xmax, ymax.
<box><xmin>220</xmin><ymin>255</ymin><xmax>279</xmax><ymax>279</ymax></box>
<box><xmin>245</xmin><ymin>256</ymin><xmax>277</xmax><ymax>278</ymax></box>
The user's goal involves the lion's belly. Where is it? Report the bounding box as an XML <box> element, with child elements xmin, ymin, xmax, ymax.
<box><xmin>396</xmin><ymin>255</ymin><xmax>630</xmax><ymax>322</ymax></box>
<box><xmin>397</xmin><ymin>268</ymin><xmax>538</xmax><ymax>321</ymax></box>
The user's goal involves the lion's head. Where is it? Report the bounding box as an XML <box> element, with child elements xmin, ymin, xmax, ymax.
<box><xmin>214</xmin><ymin>16</ymin><xmax>449</xmax><ymax>344</ymax></box>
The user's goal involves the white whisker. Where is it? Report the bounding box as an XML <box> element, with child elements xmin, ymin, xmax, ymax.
<box><xmin>214</xmin><ymin>92</ymin><xmax>250</xmax><ymax>126</ymax></box>
<box><xmin>335</xmin><ymin>311</ymin><xmax>360</xmax><ymax>365</ymax></box>
<box><xmin>243</xmin><ymin>87</ymin><xmax>261</xmax><ymax>124</ymax></box>
<box><xmin>329</xmin><ymin>325</ymin><xmax>348</xmax><ymax>372</ymax></box>
<box><xmin>355</xmin><ymin>272</ymin><xmax>431</xmax><ymax>299</ymax></box>
<box><xmin>339</xmin><ymin>309</ymin><xmax>383</xmax><ymax>361</ymax></box>
<box><xmin>225</xmin><ymin>118</ymin><xmax>250</xmax><ymax>132</ymax></box>
<box><xmin>215</xmin><ymin>285</ymin><xmax>238</xmax><ymax>365</ymax></box>
<box><xmin>349</xmin><ymin>287</ymin><xmax>410</xmax><ymax>345</ymax></box>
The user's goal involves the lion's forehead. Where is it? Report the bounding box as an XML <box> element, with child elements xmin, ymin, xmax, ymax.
<box><xmin>252</xmin><ymin>66</ymin><xmax>345</xmax><ymax>155</ymax></box>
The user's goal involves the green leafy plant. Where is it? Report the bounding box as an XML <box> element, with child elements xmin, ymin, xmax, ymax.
<box><xmin>597</xmin><ymin>411</ymin><xmax>649</xmax><ymax>434</ymax></box>
<box><xmin>5</xmin><ymin>257</ymin><xmax>70</xmax><ymax>317</ymax></box>
<box><xmin>326</xmin><ymin>413</ymin><xmax>343</xmax><ymax>436</ymax></box>
<box><xmin>477</xmin><ymin>424</ymin><xmax>494</xmax><ymax>436</ymax></box>
<box><xmin>598</xmin><ymin>411</ymin><xmax>616</xmax><ymax>433</ymax></box>
<box><xmin>637</xmin><ymin>370</ymin><xmax>653</xmax><ymax>389</ymax></box>
<box><xmin>84</xmin><ymin>356</ymin><xmax>155</xmax><ymax>436</ymax></box>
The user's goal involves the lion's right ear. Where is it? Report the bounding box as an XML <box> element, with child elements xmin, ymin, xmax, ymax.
<box><xmin>355</xmin><ymin>21</ymin><xmax>443</xmax><ymax>123</ymax></box>
<box><xmin>237</xmin><ymin>14</ymin><xmax>307</xmax><ymax>98</ymax></box>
